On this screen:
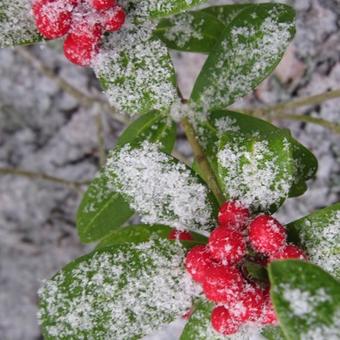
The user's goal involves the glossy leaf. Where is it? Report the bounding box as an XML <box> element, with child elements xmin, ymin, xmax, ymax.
<box><xmin>269</xmin><ymin>260</ymin><xmax>340</xmax><ymax>340</ymax></box>
<box><xmin>203</xmin><ymin>110</ymin><xmax>317</xmax><ymax>198</ymax></box>
<box><xmin>115</xmin><ymin>111</ymin><xmax>176</xmax><ymax>153</ymax></box>
<box><xmin>39</xmin><ymin>239</ymin><xmax>199</xmax><ymax>339</ymax></box>
<box><xmin>217</xmin><ymin>130</ymin><xmax>295</xmax><ymax>213</ymax></box>
<box><xmin>155</xmin><ymin>4</ymin><xmax>253</xmax><ymax>53</ymax></box>
<box><xmin>191</xmin><ymin>3</ymin><xmax>295</xmax><ymax>111</ymax></box>
<box><xmin>0</xmin><ymin>0</ymin><xmax>42</xmax><ymax>48</ymax></box>
<box><xmin>98</xmin><ymin>141</ymin><xmax>217</xmax><ymax>233</ymax></box>
<box><xmin>77</xmin><ymin>116</ymin><xmax>177</xmax><ymax>243</ymax></box>
<box><xmin>287</xmin><ymin>203</ymin><xmax>340</xmax><ymax>279</ymax></box>
<box><xmin>97</xmin><ymin>224</ymin><xmax>208</xmax><ymax>248</ymax></box>
<box><xmin>93</xmin><ymin>23</ymin><xmax>177</xmax><ymax>116</ymax></box>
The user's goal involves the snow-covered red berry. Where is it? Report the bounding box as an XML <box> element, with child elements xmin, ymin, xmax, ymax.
<box><xmin>33</xmin><ymin>0</ymin><xmax>72</xmax><ymax>39</ymax></box>
<box><xmin>104</xmin><ymin>5</ymin><xmax>126</xmax><ymax>32</ymax></box>
<box><xmin>270</xmin><ymin>243</ymin><xmax>307</xmax><ymax>261</ymax></box>
<box><xmin>202</xmin><ymin>263</ymin><xmax>245</xmax><ymax>304</ymax></box>
<box><xmin>260</xmin><ymin>290</ymin><xmax>278</xmax><ymax>325</ymax></box>
<box><xmin>64</xmin><ymin>23</ymin><xmax>102</xmax><ymax>66</ymax></box>
<box><xmin>168</xmin><ymin>229</ymin><xmax>193</xmax><ymax>241</ymax></box>
<box><xmin>90</xmin><ymin>0</ymin><xmax>116</xmax><ymax>11</ymax></box>
<box><xmin>184</xmin><ymin>245</ymin><xmax>211</xmax><ymax>283</ymax></box>
<box><xmin>218</xmin><ymin>201</ymin><xmax>250</xmax><ymax>230</ymax></box>
<box><xmin>249</xmin><ymin>215</ymin><xmax>287</xmax><ymax>255</ymax></box>
<box><xmin>208</xmin><ymin>227</ymin><xmax>246</xmax><ymax>264</ymax></box>
<box><xmin>211</xmin><ymin>306</ymin><xmax>241</xmax><ymax>336</ymax></box>
<box><xmin>232</xmin><ymin>284</ymin><xmax>266</xmax><ymax>322</ymax></box>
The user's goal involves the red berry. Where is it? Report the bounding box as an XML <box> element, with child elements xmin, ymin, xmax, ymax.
<box><xmin>211</xmin><ymin>306</ymin><xmax>241</xmax><ymax>336</ymax></box>
<box><xmin>231</xmin><ymin>284</ymin><xmax>266</xmax><ymax>322</ymax></box>
<box><xmin>104</xmin><ymin>5</ymin><xmax>126</xmax><ymax>32</ymax></box>
<box><xmin>184</xmin><ymin>245</ymin><xmax>212</xmax><ymax>283</ymax></box>
<box><xmin>202</xmin><ymin>263</ymin><xmax>245</xmax><ymax>304</ymax></box>
<box><xmin>249</xmin><ymin>215</ymin><xmax>287</xmax><ymax>255</ymax></box>
<box><xmin>208</xmin><ymin>227</ymin><xmax>246</xmax><ymax>265</ymax></box>
<box><xmin>63</xmin><ymin>23</ymin><xmax>102</xmax><ymax>66</ymax></box>
<box><xmin>33</xmin><ymin>0</ymin><xmax>72</xmax><ymax>39</ymax></box>
<box><xmin>168</xmin><ymin>229</ymin><xmax>193</xmax><ymax>241</ymax></box>
<box><xmin>270</xmin><ymin>244</ymin><xmax>307</xmax><ymax>261</ymax></box>
<box><xmin>218</xmin><ymin>201</ymin><xmax>250</xmax><ymax>230</ymax></box>
<box><xmin>260</xmin><ymin>290</ymin><xmax>278</xmax><ymax>325</ymax></box>
<box><xmin>91</xmin><ymin>0</ymin><xmax>116</xmax><ymax>11</ymax></box>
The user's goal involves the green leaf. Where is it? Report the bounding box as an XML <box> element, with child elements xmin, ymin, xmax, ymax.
<box><xmin>191</xmin><ymin>3</ymin><xmax>295</xmax><ymax>111</ymax></box>
<box><xmin>77</xmin><ymin>114</ymin><xmax>177</xmax><ymax>243</ymax></box>
<box><xmin>287</xmin><ymin>203</ymin><xmax>340</xmax><ymax>279</ymax></box>
<box><xmin>93</xmin><ymin>23</ymin><xmax>177</xmax><ymax>116</ymax></box>
<box><xmin>99</xmin><ymin>141</ymin><xmax>217</xmax><ymax>233</ymax></box>
<box><xmin>0</xmin><ymin>0</ymin><xmax>42</xmax><ymax>48</ymax></box>
<box><xmin>155</xmin><ymin>4</ymin><xmax>253</xmax><ymax>53</ymax></box>
<box><xmin>97</xmin><ymin>224</ymin><xmax>208</xmax><ymax>248</ymax></box>
<box><xmin>261</xmin><ymin>326</ymin><xmax>286</xmax><ymax>340</ymax></box>
<box><xmin>269</xmin><ymin>260</ymin><xmax>340</xmax><ymax>340</ymax></box>
<box><xmin>39</xmin><ymin>239</ymin><xmax>199</xmax><ymax>339</ymax></box>
<box><xmin>180</xmin><ymin>298</ymin><xmax>223</xmax><ymax>340</ymax></box>
<box><xmin>76</xmin><ymin>173</ymin><xmax>134</xmax><ymax>243</ymax></box>
<box><xmin>207</xmin><ymin>110</ymin><xmax>317</xmax><ymax>198</ymax></box>
<box><xmin>115</xmin><ymin>111</ymin><xmax>176</xmax><ymax>153</ymax></box>
<box><xmin>217</xmin><ymin>129</ymin><xmax>295</xmax><ymax>213</ymax></box>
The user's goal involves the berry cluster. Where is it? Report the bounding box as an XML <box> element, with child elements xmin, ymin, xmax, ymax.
<box><xmin>32</xmin><ymin>0</ymin><xmax>126</xmax><ymax>66</ymax></box>
<box><xmin>185</xmin><ymin>201</ymin><xmax>307</xmax><ymax>336</ymax></box>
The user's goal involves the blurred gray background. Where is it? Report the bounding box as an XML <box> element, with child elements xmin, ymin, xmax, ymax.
<box><xmin>0</xmin><ymin>0</ymin><xmax>339</xmax><ymax>339</ymax></box>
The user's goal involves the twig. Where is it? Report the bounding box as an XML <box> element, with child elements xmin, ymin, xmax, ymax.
<box><xmin>16</xmin><ymin>47</ymin><xmax>129</xmax><ymax>124</ymax></box>
<box><xmin>0</xmin><ymin>167</ymin><xmax>91</xmax><ymax>192</ymax></box>
<box><xmin>181</xmin><ymin>116</ymin><xmax>225</xmax><ymax>205</ymax></box>
<box><xmin>95</xmin><ymin>112</ymin><xmax>106</xmax><ymax>167</ymax></box>
<box><xmin>262</xmin><ymin>89</ymin><xmax>340</xmax><ymax>113</ymax></box>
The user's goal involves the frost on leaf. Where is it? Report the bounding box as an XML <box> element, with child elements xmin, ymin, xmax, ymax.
<box><xmin>93</xmin><ymin>21</ymin><xmax>177</xmax><ymax>115</ymax></box>
<box><xmin>104</xmin><ymin>141</ymin><xmax>215</xmax><ymax>232</ymax></box>
<box><xmin>217</xmin><ymin>132</ymin><xmax>294</xmax><ymax>212</ymax></box>
<box><xmin>288</xmin><ymin>207</ymin><xmax>340</xmax><ymax>278</ymax></box>
<box><xmin>192</xmin><ymin>5</ymin><xmax>295</xmax><ymax>111</ymax></box>
<box><xmin>38</xmin><ymin>239</ymin><xmax>200</xmax><ymax>339</ymax></box>
<box><xmin>0</xmin><ymin>0</ymin><xmax>41</xmax><ymax>48</ymax></box>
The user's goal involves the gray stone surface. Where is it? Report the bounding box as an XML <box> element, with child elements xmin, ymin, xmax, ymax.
<box><xmin>0</xmin><ymin>0</ymin><xmax>339</xmax><ymax>339</ymax></box>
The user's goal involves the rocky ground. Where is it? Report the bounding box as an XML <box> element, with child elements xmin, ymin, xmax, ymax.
<box><xmin>0</xmin><ymin>0</ymin><xmax>339</xmax><ymax>339</ymax></box>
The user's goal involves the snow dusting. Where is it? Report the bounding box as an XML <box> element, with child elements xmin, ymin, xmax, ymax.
<box><xmin>299</xmin><ymin>210</ymin><xmax>340</xmax><ymax>278</ymax></box>
<box><xmin>38</xmin><ymin>239</ymin><xmax>200</xmax><ymax>339</ymax></box>
<box><xmin>104</xmin><ymin>141</ymin><xmax>214</xmax><ymax>231</ymax></box>
<box><xmin>194</xmin><ymin>7</ymin><xmax>294</xmax><ymax>111</ymax></box>
<box><xmin>0</xmin><ymin>0</ymin><xmax>41</xmax><ymax>48</ymax></box>
<box><xmin>92</xmin><ymin>20</ymin><xmax>177</xmax><ymax>115</ymax></box>
<box><xmin>217</xmin><ymin>135</ymin><xmax>293</xmax><ymax>212</ymax></box>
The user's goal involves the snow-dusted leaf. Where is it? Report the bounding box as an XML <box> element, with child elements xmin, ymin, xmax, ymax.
<box><xmin>103</xmin><ymin>141</ymin><xmax>217</xmax><ymax>232</ymax></box>
<box><xmin>115</xmin><ymin>111</ymin><xmax>176</xmax><ymax>153</ymax></box>
<box><xmin>269</xmin><ymin>260</ymin><xmax>340</xmax><ymax>340</ymax></box>
<box><xmin>128</xmin><ymin>0</ymin><xmax>207</xmax><ymax>19</ymax></box>
<box><xmin>92</xmin><ymin>22</ymin><xmax>177</xmax><ymax>116</ymax></box>
<box><xmin>181</xmin><ymin>298</ymin><xmax>265</xmax><ymax>340</ymax></box>
<box><xmin>39</xmin><ymin>239</ymin><xmax>200</xmax><ymax>339</ymax></box>
<box><xmin>97</xmin><ymin>224</ymin><xmax>207</xmax><ymax>249</ymax></box>
<box><xmin>77</xmin><ymin>114</ymin><xmax>176</xmax><ymax>243</ymax></box>
<box><xmin>217</xmin><ymin>131</ymin><xmax>294</xmax><ymax>213</ymax></box>
<box><xmin>0</xmin><ymin>0</ymin><xmax>42</xmax><ymax>48</ymax></box>
<box><xmin>287</xmin><ymin>203</ymin><xmax>340</xmax><ymax>279</ymax></box>
<box><xmin>200</xmin><ymin>110</ymin><xmax>317</xmax><ymax>198</ymax></box>
<box><xmin>191</xmin><ymin>3</ymin><xmax>295</xmax><ymax>111</ymax></box>
<box><xmin>155</xmin><ymin>4</ymin><xmax>253</xmax><ymax>53</ymax></box>
<box><xmin>261</xmin><ymin>326</ymin><xmax>286</xmax><ymax>340</ymax></box>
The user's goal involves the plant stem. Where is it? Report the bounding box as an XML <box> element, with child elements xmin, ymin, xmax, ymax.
<box><xmin>181</xmin><ymin>116</ymin><xmax>225</xmax><ymax>205</ymax></box>
<box><xmin>0</xmin><ymin>167</ymin><xmax>90</xmax><ymax>192</ymax></box>
<box><xmin>263</xmin><ymin>89</ymin><xmax>340</xmax><ymax>112</ymax></box>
